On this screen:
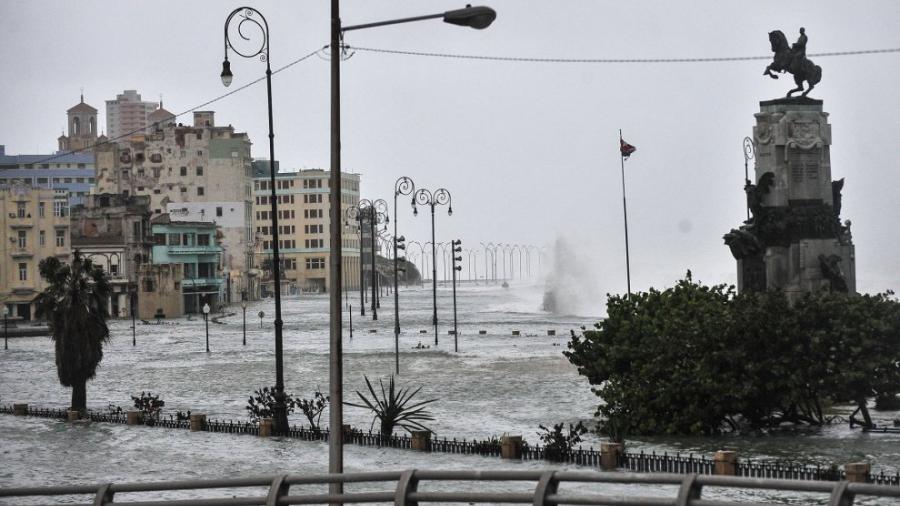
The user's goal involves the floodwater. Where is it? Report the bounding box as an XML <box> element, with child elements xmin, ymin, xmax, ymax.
<box><xmin>1</xmin><ymin>282</ymin><xmax>898</xmax><ymax>504</ymax></box>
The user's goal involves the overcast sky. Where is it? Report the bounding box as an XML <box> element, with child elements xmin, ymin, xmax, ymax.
<box><xmin>1</xmin><ymin>0</ymin><xmax>898</xmax><ymax>297</ymax></box>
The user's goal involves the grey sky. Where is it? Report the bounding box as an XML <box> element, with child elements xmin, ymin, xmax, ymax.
<box><xmin>1</xmin><ymin>0</ymin><xmax>898</xmax><ymax>297</ymax></box>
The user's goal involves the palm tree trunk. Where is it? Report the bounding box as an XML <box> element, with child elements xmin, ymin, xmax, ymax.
<box><xmin>72</xmin><ymin>380</ymin><xmax>87</xmax><ymax>415</ymax></box>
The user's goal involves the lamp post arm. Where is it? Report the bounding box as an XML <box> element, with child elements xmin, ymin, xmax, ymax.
<box><xmin>342</xmin><ymin>12</ymin><xmax>444</xmax><ymax>32</ymax></box>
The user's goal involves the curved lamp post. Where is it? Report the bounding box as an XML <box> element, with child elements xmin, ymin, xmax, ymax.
<box><xmin>329</xmin><ymin>2</ymin><xmax>495</xmax><ymax>490</ymax></box>
<box><xmin>346</xmin><ymin>206</ymin><xmax>366</xmax><ymax>315</ymax></box>
<box><xmin>202</xmin><ymin>302</ymin><xmax>211</xmax><ymax>353</ymax></box>
<box><xmin>221</xmin><ymin>6</ymin><xmax>288</xmax><ymax>436</ymax></box>
<box><xmin>408</xmin><ymin>240</ymin><xmax>427</xmax><ymax>286</ymax></box>
<box><xmin>413</xmin><ymin>188</ymin><xmax>452</xmax><ymax>345</ymax></box>
<box><xmin>370</xmin><ymin>200</ymin><xmax>389</xmax><ymax>317</ymax></box>
<box><xmin>743</xmin><ymin>136</ymin><xmax>755</xmax><ymax>221</ymax></box>
<box><xmin>393</xmin><ymin>175</ymin><xmax>415</xmax><ymax>368</ymax></box>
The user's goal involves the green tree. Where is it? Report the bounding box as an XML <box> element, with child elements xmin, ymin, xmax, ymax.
<box><xmin>35</xmin><ymin>251</ymin><xmax>111</xmax><ymax>416</ymax></box>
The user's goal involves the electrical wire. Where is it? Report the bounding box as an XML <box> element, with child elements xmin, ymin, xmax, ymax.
<box><xmin>349</xmin><ymin>45</ymin><xmax>900</xmax><ymax>63</ymax></box>
<box><xmin>28</xmin><ymin>46</ymin><xmax>327</xmax><ymax>166</ymax></box>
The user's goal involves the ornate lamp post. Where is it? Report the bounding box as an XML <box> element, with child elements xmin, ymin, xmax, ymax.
<box><xmin>408</xmin><ymin>241</ymin><xmax>427</xmax><ymax>286</ymax></box>
<box><xmin>413</xmin><ymin>188</ymin><xmax>452</xmax><ymax>345</ymax></box>
<box><xmin>202</xmin><ymin>302</ymin><xmax>211</xmax><ymax>353</ymax></box>
<box><xmin>394</xmin><ymin>177</ymin><xmax>414</xmax><ymax>375</ymax></box>
<box><xmin>329</xmin><ymin>2</ymin><xmax>495</xmax><ymax>490</ymax></box>
<box><xmin>3</xmin><ymin>305</ymin><xmax>8</xmax><ymax>350</ymax></box>
<box><xmin>346</xmin><ymin>207</ymin><xmax>366</xmax><ymax>316</ymax></box>
<box><xmin>370</xmin><ymin>200</ymin><xmax>388</xmax><ymax>318</ymax></box>
<box><xmin>130</xmin><ymin>289</ymin><xmax>137</xmax><ymax>346</ymax></box>
<box><xmin>743</xmin><ymin>136</ymin><xmax>755</xmax><ymax>221</ymax></box>
<box><xmin>221</xmin><ymin>6</ymin><xmax>288</xmax><ymax>435</ymax></box>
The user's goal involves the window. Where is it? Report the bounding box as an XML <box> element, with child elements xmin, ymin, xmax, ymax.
<box><xmin>197</xmin><ymin>187</ymin><xmax>204</xmax><ymax>196</ymax></box>
<box><xmin>88</xmin><ymin>178</ymin><xmax>95</xmax><ymax>183</ymax></box>
<box><xmin>39</xmin><ymin>230</ymin><xmax>45</xmax><ymax>246</ymax></box>
<box><xmin>16</xmin><ymin>202</ymin><xmax>25</xmax><ymax>218</ymax></box>
<box><xmin>216</xmin><ymin>206</ymin><xmax>223</xmax><ymax>217</ymax></box>
<box><xmin>110</xmin><ymin>264</ymin><xmax>119</xmax><ymax>276</ymax></box>
<box><xmin>76</xmin><ymin>177</ymin><xmax>85</xmax><ymax>183</ymax></box>
<box><xmin>182</xmin><ymin>233</ymin><xmax>193</xmax><ymax>246</ymax></box>
<box><xmin>55</xmin><ymin>229</ymin><xmax>65</xmax><ymax>247</ymax></box>
<box><xmin>64</xmin><ymin>178</ymin><xmax>73</xmax><ymax>183</ymax></box>
<box><xmin>54</xmin><ymin>200</ymin><xmax>68</xmax><ymax>217</ymax></box>
<box><xmin>17</xmin><ymin>230</ymin><xmax>26</xmax><ymax>248</ymax></box>
<box><xmin>305</xmin><ymin>257</ymin><xmax>325</xmax><ymax>270</ymax></box>
<box><xmin>197</xmin><ymin>234</ymin><xmax>210</xmax><ymax>246</ymax></box>
<box><xmin>167</xmin><ymin>233</ymin><xmax>181</xmax><ymax>246</ymax></box>
<box><xmin>18</xmin><ymin>263</ymin><xmax>27</xmax><ymax>281</ymax></box>
<box><xmin>180</xmin><ymin>167</ymin><xmax>187</xmax><ymax>176</ymax></box>
<box><xmin>180</xmin><ymin>187</ymin><xmax>187</xmax><ymax>193</ymax></box>
<box><xmin>196</xmin><ymin>167</ymin><xmax>203</xmax><ymax>176</ymax></box>
<box><xmin>37</xmin><ymin>177</ymin><xmax>48</xmax><ymax>184</ymax></box>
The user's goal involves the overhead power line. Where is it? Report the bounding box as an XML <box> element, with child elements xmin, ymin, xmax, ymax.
<box><xmin>349</xmin><ymin>45</ymin><xmax>900</xmax><ymax>63</ymax></box>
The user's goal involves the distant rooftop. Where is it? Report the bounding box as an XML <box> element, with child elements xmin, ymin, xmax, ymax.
<box><xmin>0</xmin><ymin>145</ymin><xmax>94</xmax><ymax>165</ymax></box>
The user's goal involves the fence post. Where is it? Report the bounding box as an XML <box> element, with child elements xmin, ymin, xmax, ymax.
<box><xmin>259</xmin><ymin>417</ymin><xmax>273</xmax><ymax>437</ymax></box>
<box><xmin>411</xmin><ymin>431</ymin><xmax>432</xmax><ymax>451</ymax></box>
<box><xmin>600</xmin><ymin>442</ymin><xmax>624</xmax><ymax>470</ymax></box>
<box><xmin>501</xmin><ymin>435</ymin><xmax>523</xmax><ymax>459</ymax></box>
<box><xmin>67</xmin><ymin>409</ymin><xmax>80</xmax><ymax>422</ymax></box>
<box><xmin>189</xmin><ymin>413</ymin><xmax>206</xmax><ymax>432</ymax></box>
<box><xmin>844</xmin><ymin>462</ymin><xmax>871</xmax><ymax>483</ymax></box>
<box><xmin>714</xmin><ymin>451</ymin><xmax>737</xmax><ymax>476</ymax></box>
<box><xmin>13</xmin><ymin>403</ymin><xmax>28</xmax><ymax>416</ymax></box>
<box><xmin>126</xmin><ymin>411</ymin><xmax>143</xmax><ymax>425</ymax></box>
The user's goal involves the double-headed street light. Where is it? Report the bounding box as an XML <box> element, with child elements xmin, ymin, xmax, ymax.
<box><xmin>221</xmin><ymin>6</ymin><xmax>288</xmax><ymax>435</ymax></box>
<box><xmin>413</xmin><ymin>188</ymin><xmax>452</xmax><ymax>346</ymax></box>
<box><xmin>328</xmin><ymin>2</ymin><xmax>496</xmax><ymax>489</ymax></box>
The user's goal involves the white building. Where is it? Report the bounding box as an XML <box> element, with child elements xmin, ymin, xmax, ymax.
<box><xmin>106</xmin><ymin>90</ymin><xmax>158</xmax><ymax>142</ymax></box>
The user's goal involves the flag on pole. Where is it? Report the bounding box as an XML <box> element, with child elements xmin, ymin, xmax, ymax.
<box><xmin>620</xmin><ymin>138</ymin><xmax>637</xmax><ymax>160</ymax></box>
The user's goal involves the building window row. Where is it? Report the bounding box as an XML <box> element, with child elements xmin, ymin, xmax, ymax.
<box><xmin>303</xmin><ymin>194</ymin><xmax>323</xmax><ymax>204</ymax></box>
<box><xmin>304</xmin><ymin>209</ymin><xmax>324</xmax><ymax>219</ymax></box>
<box><xmin>305</xmin><ymin>239</ymin><xmax>324</xmax><ymax>249</ymax></box>
<box><xmin>306</xmin><ymin>257</ymin><xmax>325</xmax><ymax>270</ymax></box>
<box><xmin>304</xmin><ymin>224</ymin><xmax>324</xmax><ymax>234</ymax></box>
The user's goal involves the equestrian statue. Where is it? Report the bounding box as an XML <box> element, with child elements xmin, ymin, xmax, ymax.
<box><xmin>764</xmin><ymin>28</ymin><xmax>822</xmax><ymax>97</ymax></box>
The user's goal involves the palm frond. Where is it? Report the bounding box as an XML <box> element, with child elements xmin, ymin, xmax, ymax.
<box><xmin>344</xmin><ymin>374</ymin><xmax>439</xmax><ymax>436</ymax></box>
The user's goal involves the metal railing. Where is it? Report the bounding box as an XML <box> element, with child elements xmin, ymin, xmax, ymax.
<box><xmin>3</xmin><ymin>469</ymin><xmax>900</xmax><ymax>505</ymax></box>
<box><xmin>5</xmin><ymin>405</ymin><xmax>900</xmax><ymax>487</ymax></box>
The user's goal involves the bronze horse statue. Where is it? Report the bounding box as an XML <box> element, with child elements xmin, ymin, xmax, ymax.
<box><xmin>764</xmin><ymin>28</ymin><xmax>822</xmax><ymax>97</ymax></box>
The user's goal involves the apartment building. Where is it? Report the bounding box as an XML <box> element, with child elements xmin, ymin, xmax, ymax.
<box><xmin>252</xmin><ymin>169</ymin><xmax>361</xmax><ymax>294</ymax></box>
<box><xmin>0</xmin><ymin>185</ymin><xmax>71</xmax><ymax>320</ymax></box>
<box><xmin>105</xmin><ymin>90</ymin><xmax>158</xmax><ymax>142</ymax></box>
<box><xmin>94</xmin><ymin>110</ymin><xmax>254</xmax><ymax>303</ymax></box>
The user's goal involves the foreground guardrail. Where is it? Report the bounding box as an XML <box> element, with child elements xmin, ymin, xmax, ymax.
<box><xmin>3</xmin><ymin>469</ymin><xmax>900</xmax><ymax>505</ymax></box>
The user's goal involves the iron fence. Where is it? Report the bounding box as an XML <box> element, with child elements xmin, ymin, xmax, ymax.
<box><xmin>3</xmin><ymin>469</ymin><xmax>900</xmax><ymax>505</ymax></box>
<box><xmin>3</xmin><ymin>404</ymin><xmax>899</xmax><ymax>486</ymax></box>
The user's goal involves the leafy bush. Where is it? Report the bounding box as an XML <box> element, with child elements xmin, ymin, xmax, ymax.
<box><xmin>296</xmin><ymin>390</ymin><xmax>329</xmax><ymax>432</ymax></box>
<box><xmin>346</xmin><ymin>375</ymin><xmax>438</xmax><ymax>436</ymax></box>
<box><xmin>132</xmin><ymin>391</ymin><xmax>165</xmax><ymax>423</ymax></box>
<box><xmin>472</xmin><ymin>436</ymin><xmax>501</xmax><ymax>454</ymax></box>
<box><xmin>246</xmin><ymin>386</ymin><xmax>296</xmax><ymax>423</ymax></box>
<box><xmin>565</xmin><ymin>274</ymin><xmax>900</xmax><ymax>436</ymax></box>
<box><xmin>175</xmin><ymin>410</ymin><xmax>192</xmax><ymax>421</ymax></box>
<box><xmin>538</xmin><ymin>421</ymin><xmax>587</xmax><ymax>462</ymax></box>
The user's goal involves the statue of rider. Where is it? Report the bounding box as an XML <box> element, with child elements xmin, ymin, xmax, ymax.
<box><xmin>790</xmin><ymin>27</ymin><xmax>807</xmax><ymax>71</ymax></box>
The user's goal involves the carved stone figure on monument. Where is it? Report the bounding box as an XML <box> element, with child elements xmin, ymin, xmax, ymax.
<box><xmin>818</xmin><ymin>254</ymin><xmax>849</xmax><ymax>293</ymax></box>
<box><xmin>745</xmin><ymin>171</ymin><xmax>776</xmax><ymax>221</ymax></box>
<box><xmin>831</xmin><ymin>178</ymin><xmax>844</xmax><ymax>218</ymax></box>
<box><xmin>723</xmin><ymin>228</ymin><xmax>763</xmax><ymax>260</ymax></box>
<box><xmin>763</xmin><ymin>28</ymin><xmax>822</xmax><ymax>97</ymax></box>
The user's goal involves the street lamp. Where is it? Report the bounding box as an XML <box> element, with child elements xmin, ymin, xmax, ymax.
<box><xmin>345</xmin><ymin>207</ymin><xmax>366</xmax><ymax>316</ymax></box>
<box><xmin>413</xmin><ymin>188</ymin><xmax>452</xmax><ymax>346</ymax></box>
<box><xmin>393</xmin><ymin>176</ymin><xmax>414</xmax><ymax>375</ymax></box>
<box><xmin>222</xmin><ymin>6</ymin><xmax>288</xmax><ymax>435</ymax></box>
<box><xmin>329</xmin><ymin>1</ymin><xmax>496</xmax><ymax>489</ymax></box>
<box><xmin>743</xmin><ymin>137</ymin><xmax>755</xmax><ymax>221</ymax></box>
<box><xmin>241</xmin><ymin>300</ymin><xmax>247</xmax><ymax>346</ymax></box>
<box><xmin>130</xmin><ymin>289</ymin><xmax>137</xmax><ymax>346</ymax></box>
<box><xmin>202</xmin><ymin>302</ymin><xmax>211</xmax><ymax>353</ymax></box>
<box><xmin>451</xmin><ymin>239</ymin><xmax>462</xmax><ymax>352</ymax></box>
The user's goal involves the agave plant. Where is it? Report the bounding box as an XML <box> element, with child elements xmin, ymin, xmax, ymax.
<box><xmin>346</xmin><ymin>375</ymin><xmax>438</xmax><ymax>437</ymax></box>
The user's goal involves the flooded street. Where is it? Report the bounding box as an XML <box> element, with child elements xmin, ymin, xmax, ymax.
<box><xmin>2</xmin><ymin>283</ymin><xmax>899</xmax><ymax>502</ymax></box>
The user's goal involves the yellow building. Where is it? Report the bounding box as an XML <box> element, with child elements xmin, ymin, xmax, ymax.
<box><xmin>0</xmin><ymin>185</ymin><xmax>71</xmax><ymax>320</ymax></box>
<box><xmin>252</xmin><ymin>169</ymin><xmax>360</xmax><ymax>294</ymax></box>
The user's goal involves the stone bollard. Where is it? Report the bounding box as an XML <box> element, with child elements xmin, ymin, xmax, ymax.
<box><xmin>600</xmin><ymin>442</ymin><xmax>624</xmax><ymax>470</ymax></box>
<box><xmin>67</xmin><ymin>409</ymin><xmax>80</xmax><ymax>422</ymax></box>
<box><xmin>189</xmin><ymin>413</ymin><xmax>206</xmax><ymax>432</ymax></box>
<box><xmin>844</xmin><ymin>462</ymin><xmax>871</xmax><ymax>483</ymax></box>
<box><xmin>479</xmin><ymin>330</ymin><xmax>487</xmax><ymax>335</ymax></box>
<box><xmin>368</xmin><ymin>329</ymin><xmax>377</xmax><ymax>333</ymax></box>
<box><xmin>448</xmin><ymin>330</ymin><xmax>456</xmax><ymax>335</ymax></box>
<box><xmin>259</xmin><ymin>417</ymin><xmax>273</xmax><ymax>437</ymax></box>
<box><xmin>501</xmin><ymin>435</ymin><xmax>523</xmax><ymax>459</ymax></box>
<box><xmin>419</xmin><ymin>330</ymin><xmax>428</xmax><ymax>334</ymax></box>
<box><xmin>547</xmin><ymin>330</ymin><xmax>556</xmax><ymax>336</ymax></box>
<box><xmin>126</xmin><ymin>411</ymin><xmax>143</xmax><ymax>425</ymax></box>
<box><xmin>13</xmin><ymin>403</ymin><xmax>28</xmax><ymax>416</ymax></box>
<box><xmin>714</xmin><ymin>451</ymin><xmax>738</xmax><ymax>476</ymax></box>
<box><xmin>511</xmin><ymin>330</ymin><xmax>520</xmax><ymax>336</ymax></box>
<box><xmin>411</xmin><ymin>430</ymin><xmax>432</xmax><ymax>451</ymax></box>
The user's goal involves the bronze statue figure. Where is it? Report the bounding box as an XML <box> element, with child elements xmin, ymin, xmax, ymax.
<box><xmin>831</xmin><ymin>178</ymin><xmax>844</xmax><ymax>218</ymax></box>
<box><xmin>745</xmin><ymin>171</ymin><xmax>776</xmax><ymax>221</ymax></box>
<box><xmin>818</xmin><ymin>254</ymin><xmax>849</xmax><ymax>292</ymax></box>
<box><xmin>764</xmin><ymin>28</ymin><xmax>822</xmax><ymax>97</ymax></box>
<box><xmin>723</xmin><ymin>228</ymin><xmax>763</xmax><ymax>260</ymax></box>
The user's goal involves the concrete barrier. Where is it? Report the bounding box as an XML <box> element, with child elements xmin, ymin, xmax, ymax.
<box><xmin>411</xmin><ymin>430</ymin><xmax>432</xmax><ymax>451</ymax></box>
<box><xmin>600</xmin><ymin>442</ymin><xmax>624</xmax><ymax>470</ymax></box>
<box><xmin>13</xmin><ymin>403</ymin><xmax>28</xmax><ymax>416</ymax></box>
<box><xmin>501</xmin><ymin>435</ymin><xmax>523</xmax><ymax>459</ymax></box>
<box><xmin>67</xmin><ymin>409</ymin><xmax>80</xmax><ymax>422</ymax></box>
<box><xmin>511</xmin><ymin>330</ymin><xmax>520</xmax><ymax>336</ymax></box>
<box><xmin>714</xmin><ymin>451</ymin><xmax>737</xmax><ymax>475</ymax></box>
<box><xmin>547</xmin><ymin>330</ymin><xmax>556</xmax><ymax>336</ymax></box>
<box><xmin>845</xmin><ymin>462</ymin><xmax>871</xmax><ymax>483</ymax></box>
<box><xmin>259</xmin><ymin>418</ymin><xmax>272</xmax><ymax>437</ymax></box>
<box><xmin>189</xmin><ymin>413</ymin><xmax>206</xmax><ymax>432</ymax></box>
<box><xmin>478</xmin><ymin>330</ymin><xmax>487</xmax><ymax>335</ymax></box>
<box><xmin>126</xmin><ymin>411</ymin><xmax>143</xmax><ymax>425</ymax></box>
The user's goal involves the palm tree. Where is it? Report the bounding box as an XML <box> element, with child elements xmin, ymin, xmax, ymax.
<box><xmin>35</xmin><ymin>251</ymin><xmax>111</xmax><ymax>416</ymax></box>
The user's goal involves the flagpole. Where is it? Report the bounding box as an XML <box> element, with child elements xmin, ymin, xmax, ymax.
<box><xmin>619</xmin><ymin>129</ymin><xmax>632</xmax><ymax>297</ymax></box>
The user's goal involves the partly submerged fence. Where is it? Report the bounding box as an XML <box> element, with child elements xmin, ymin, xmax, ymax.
<box><xmin>3</xmin><ymin>404</ymin><xmax>899</xmax><ymax>486</ymax></box>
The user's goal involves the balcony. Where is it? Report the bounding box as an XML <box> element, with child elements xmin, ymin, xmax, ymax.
<box><xmin>181</xmin><ymin>277</ymin><xmax>224</xmax><ymax>287</ymax></box>
<box><xmin>167</xmin><ymin>245</ymin><xmax>221</xmax><ymax>255</ymax></box>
